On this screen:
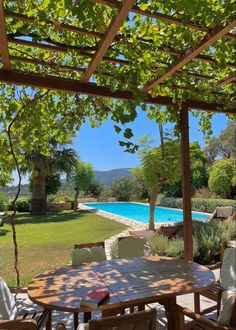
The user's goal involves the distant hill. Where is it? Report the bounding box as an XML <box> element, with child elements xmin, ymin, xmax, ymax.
<box><xmin>95</xmin><ymin>168</ymin><xmax>132</xmax><ymax>187</ymax></box>
<box><xmin>0</xmin><ymin>168</ymin><xmax>133</xmax><ymax>198</ymax></box>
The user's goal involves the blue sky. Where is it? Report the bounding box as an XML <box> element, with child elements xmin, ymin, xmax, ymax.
<box><xmin>72</xmin><ymin>108</ymin><xmax>227</xmax><ymax>171</ymax></box>
<box><xmin>15</xmin><ymin>108</ymin><xmax>227</xmax><ymax>185</ymax></box>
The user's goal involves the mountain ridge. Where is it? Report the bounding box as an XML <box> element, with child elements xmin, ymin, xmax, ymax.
<box><xmin>0</xmin><ymin>168</ymin><xmax>133</xmax><ymax>198</ymax></box>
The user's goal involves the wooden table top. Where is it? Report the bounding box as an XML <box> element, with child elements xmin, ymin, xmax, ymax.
<box><xmin>27</xmin><ymin>256</ymin><xmax>215</xmax><ymax>313</ymax></box>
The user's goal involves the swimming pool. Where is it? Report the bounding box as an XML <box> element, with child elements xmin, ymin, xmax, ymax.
<box><xmin>82</xmin><ymin>202</ymin><xmax>210</xmax><ymax>224</ymax></box>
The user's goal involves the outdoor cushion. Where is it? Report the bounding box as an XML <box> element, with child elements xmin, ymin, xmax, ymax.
<box><xmin>216</xmin><ymin>206</ymin><xmax>233</xmax><ymax>218</ymax></box>
<box><xmin>218</xmin><ymin>248</ymin><xmax>236</xmax><ymax>326</ymax></box>
<box><xmin>77</xmin><ymin>323</ymin><xmax>89</xmax><ymax>330</ymax></box>
<box><xmin>218</xmin><ymin>291</ymin><xmax>236</xmax><ymax>326</ymax></box>
<box><xmin>71</xmin><ymin>247</ymin><xmax>106</xmax><ymax>266</ymax></box>
<box><xmin>0</xmin><ymin>277</ymin><xmax>17</xmax><ymax>320</ymax></box>
<box><xmin>220</xmin><ymin>247</ymin><xmax>236</xmax><ymax>290</ymax></box>
<box><xmin>118</xmin><ymin>237</ymin><xmax>149</xmax><ymax>258</ymax></box>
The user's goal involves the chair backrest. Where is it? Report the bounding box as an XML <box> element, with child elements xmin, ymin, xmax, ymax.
<box><xmin>0</xmin><ymin>277</ymin><xmax>17</xmax><ymax>320</ymax></box>
<box><xmin>216</xmin><ymin>206</ymin><xmax>233</xmax><ymax>219</ymax></box>
<box><xmin>88</xmin><ymin>309</ymin><xmax>157</xmax><ymax>330</ymax></box>
<box><xmin>218</xmin><ymin>248</ymin><xmax>236</xmax><ymax>326</ymax></box>
<box><xmin>117</xmin><ymin>237</ymin><xmax>148</xmax><ymax>258</ymax></box>
<box><xmin>71</xmin><ymin>242</ymin><xmax>106</xmax><ymax>266</ymax></box>
<box><xmin>220</xmin><ymin>247</ymin><xmax>236</xmax><ymax>290</ymax></box>
<box><xmin>74</xmin><ymin>242</ymin><xmax>105</xmax><ymax>249</ymax></box>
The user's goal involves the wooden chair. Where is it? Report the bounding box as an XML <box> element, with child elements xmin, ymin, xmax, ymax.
<box><xmin>157</xmin><ymin>224</ymin><xmax>183</xmax><ymax>240</ymax></box>
<box><xmin>117</xmin><ymin>236</ymin><xmax>148</xmax><ymax>258</ymax></box>
<box><xmin>74</xmin><ymin>241</ymin><xmax>105</xmax><ymax>249</ymax></box>
<box><xmin>56</xmin><ymin>309</ymin><xmax>157</xmax><ymax>330</ymax></box>
<box><xmin>0</xmin><ymin>281</ymin><xmax>51</xmax><ymax>330</ymax></box>
<box><xmin>208</xmin><ymin>206</ymin><xmax>235</xmax><ymax>223</ymax></box>
<box><xmin>72</xmin><ymin>242</ymin><xmax>106</xmax><ymax>327</ymax></box>
<box><xmin>194</xmin><ymin>241</ymin><xmax>235</xmax><ymax>316</ymax></box>
<box><xmin>117</xmin><ymin>237</ymin><xmax>150</xmax><ymax>313</ymax></box>
<box><xmin>175</xmin><ymin>304</ymin><xmax>236</xmax><ymax>330</ymax></box>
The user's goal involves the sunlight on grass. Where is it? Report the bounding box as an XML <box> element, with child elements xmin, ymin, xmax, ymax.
<box><xmin>0</xmin><ymin>210</ymin><xmax>127</xmax><ymax>287</ymax></box>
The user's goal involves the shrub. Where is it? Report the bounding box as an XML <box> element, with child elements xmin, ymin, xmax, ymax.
<box><xmin>208</xmin><ymin>158</ymin><xmax>236</xmax><ymax>198</ymax></box>
<box><xmin>160</xmin><ymin>197</ymin><xmax>236</xmax><ymax>213</ymax></box>
<box><xmin>111</xmin><ymin>177</ymin><xmax>136</xmax><ymax>201</ymax></box>
<box><xmin>148</xmin><ymin>220</ymin><xmax>236</xmax><ymax>265</ymax></box>
<box><xmin>167</xmin><ymin>238</ymin><xmax>184</xmax><ymax>259</ymax></box>
<box><xmin>193</xmin><ymin>187</ymin><xmax>220</xmax><ymax>199</ymax></box>
<box><xmin>218</xmin><ymin>221</ymin><xmax>236</xmax><ymax>243</ymax></box>
<box><xmin>0</xmin><ymin>192</ymin><xmax>8</xmax><ymax>211</ymax></box>
<box><xmin>8</xmin><ymin>197</ymin><xmax>31</xmax><ymax>212</ymax></box>
<box><xmin>193</xmin><ymin>221</ymin><xmax>223</xmax><ymax>264</ymax></box>
<box><xmin>147</xmin><ymin>234</ymin><xmax>169</xmax><ymax>256</ymax></box>
<box><xmin>110</xmin><ymin>241</ymin><xmax>118</xmax><ymax>259</ymax></box>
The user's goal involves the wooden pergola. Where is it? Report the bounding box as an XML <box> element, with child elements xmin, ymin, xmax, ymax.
<box><xmin>0</xmin><ymin>0</ymin><xmax>235</xmax><ymax>260</ymax></box>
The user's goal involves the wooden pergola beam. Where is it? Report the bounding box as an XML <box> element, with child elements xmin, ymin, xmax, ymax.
<box><xmin>218</xmin><ymin>75</ymin><xmax>236</xmax><ymax>86</ymax></box>
<box><xmin>155</xmin><ymin>45</ymin><xmax>236</xmax><ymax>68</ymax></box>
<box><xmin>0</xmin><ymin>69</ymin><xmax>235</xmax><ymax>114</ymax></box>
<box><xmin>10</xmin><ymin>53</ymin><xmax>214</xmax><ymax>83</ymax></box>
<box><xmin>5</xmin><ymin>10</ymin><xmax>103</xmax><ymax>39</ymax></box>
<box><xmin>81</xmin><ymin>0</ymin><xmax>135</xmax><ymax>82</ymax></box>
<box><xmin>0</xmin><ymin>0</ymin><xmax>10</xmax><ymax>69</ymax></box>
<box><xmin>6</xmin><ymin>11</ymin><xmax>235</xmax><ymax>69</ymax></box>
<box><xmin>144</xmin><ymin>20</ymin><xmax>236</xmax><ymax>92</ymax></box>
<box><xmin>10</xmin><ymin>55</ymin><xmax>112</xmax><ymax>77</ymax></box>
<box><xmin>92</xmin><ymin>0</ymin><xmax>236</xmax><ymax>40</ymax></box>
<box><xmin>8</xmin><ymin>37</ymin><xmax>129</xmax><ymax>66</ymax></box>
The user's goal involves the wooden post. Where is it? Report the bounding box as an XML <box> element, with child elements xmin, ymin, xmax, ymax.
<box><xmin>180</xmin><ymin>107</ymin><xmax>193</xmax><ymax>260</ymax></box>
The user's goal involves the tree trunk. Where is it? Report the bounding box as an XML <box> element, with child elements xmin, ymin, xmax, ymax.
<box><xmin>149</xmin><ymin>189</ymin><xmax>159</xmax><ymax>230</ymax></box>
<box><xmin>74</xmin><ymin>188</ymin><xmax>80</xmax><ymax>212</ymax></box>
<box><xmin>31</xmin><ymin>168</ymin><xmax>47</xmax><ymax>215</ymax></box>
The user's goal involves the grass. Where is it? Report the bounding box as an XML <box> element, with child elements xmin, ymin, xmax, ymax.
<box><xmin>0</xmin><ymin>210</ymin><xmax>127</xmax><ymax>287</ymax></box>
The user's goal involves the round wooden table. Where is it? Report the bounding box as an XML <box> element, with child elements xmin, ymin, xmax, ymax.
<box><xmin>27</xmin><ymin>256</ymin><xmax>215</xmax><ymax>330</ymax></box>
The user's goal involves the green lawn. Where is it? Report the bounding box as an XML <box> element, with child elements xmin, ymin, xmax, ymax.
<box><xmin>0</xmin><ymin>211</ymin><xmax>127</xmax><ymax>287</ymax></box>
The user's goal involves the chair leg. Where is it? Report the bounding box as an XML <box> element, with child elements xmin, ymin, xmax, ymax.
<box><xmin>73</xmin><ymin>312</ymin><xmax>79</xmax><ymax>330</ymax></box>
<box><xmin>194</xmin><ymin>293</ymin><xmax>201</xmax><ymax>314</ymax></box>
<box><xmin>46</xmin><ymin>310</ymin><xmax>52</xmax><ymax>330</ymax></box>
<box><xmin>84</xmin><ymin>312</ymin><xmax>91</xmax><ymax>323</ymax></box>
<box><xmin>137</xmin><ymin>304</ymin><xmax>145</xmax><ymax>311</ymax></box>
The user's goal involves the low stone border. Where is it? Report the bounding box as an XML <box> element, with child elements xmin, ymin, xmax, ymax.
<box><xmin>79</xmin><ymin>203</ymin><xmax>148</xmax><ymax>230</ymax></box>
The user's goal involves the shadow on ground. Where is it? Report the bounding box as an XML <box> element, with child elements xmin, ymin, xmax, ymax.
<box><xmin>4</xmin><ymin>210</ymin><xmax>93</xmax><ymax>225</ymax></box>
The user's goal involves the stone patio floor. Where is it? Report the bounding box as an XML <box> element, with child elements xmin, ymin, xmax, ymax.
<box><xmin>16</xmin><ymin>226</ymin><xmax>219</xmax><ymax>329</ymax></box>
<box><xmin>15</xmin><ymin>205</ymin><xmax>220</xmax><ymax>329</ymax></box>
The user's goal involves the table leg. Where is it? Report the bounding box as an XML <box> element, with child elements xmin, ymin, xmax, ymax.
<box><xmin>73</xmin><ymin>312</ymin><xmax>78</xmax><ymax>330</ymax></box>
<box><xmin>46</xmin><ymin>310</ymin><xmax>52</xmax><ymax>330</ymax></box>
<box><xmin>84</xmin><ymin>312</ymin><xmax>92</xmax><ymax>323</ymax></box>
<box><xmin>161</xmin><ymin>297</ymin><xmax>182</xmax><ymax>330</ymax></box>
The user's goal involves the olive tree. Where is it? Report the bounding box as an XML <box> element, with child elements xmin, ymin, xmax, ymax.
<box><xmin>133</xmin><ymin>139</ymin><xmax>181</xmax><ymax>230</ymax></box>
<box><xmin>208</xmin><ymin>158</ymin><xmax>236</xmax><ymax>198</ymax></box>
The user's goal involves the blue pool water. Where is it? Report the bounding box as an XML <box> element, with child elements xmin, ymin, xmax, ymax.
<box><xmin>83</xmin><ymin>202</ymin><xmax>210</xmax><ymax>224</ymax></box>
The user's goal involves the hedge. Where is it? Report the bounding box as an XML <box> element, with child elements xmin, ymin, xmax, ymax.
<box><xmin>160</xmin><ymin>197</ymin><xmax>236</xmax><ymax>213</ymax></box>
<box><xmin>0</xmin><ymin>192</ymin><xmax>8</xmax><ymax>212</ymax></box>
<box><xmin>8</xmin><ymin>197</ymin><xmax>31</xmax><ymax>212</ymax></box>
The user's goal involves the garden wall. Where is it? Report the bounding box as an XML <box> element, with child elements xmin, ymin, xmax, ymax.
<box><xmin>160</xmin><ymin>197</ymin><xmax>236</xmax><ymax>213</ymax></box>
<box><xmin>47</xmin><ymin>201</ymin><xmax>72</xmax><ymax>211</ymax></box>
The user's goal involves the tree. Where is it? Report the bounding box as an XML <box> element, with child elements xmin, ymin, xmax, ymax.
<box><xmin>208</xmin><ymin>158</ymin><xmax>236</xmax><ymax>198</ymax></box>
<box><xmin>162</xmin><ymin>142</ymin><xmax>208</xmax><ymax>197</ymax></box>
<box><xmin>133</xmin><ymin>139</ymin><xmax>181</xmax><ymax>230</ymax></box>
<box><xmin>110</xmin><ymin>177</ymin><xmax>136</xmax><ymax>201</ymax></box>
<box><xmin>68</xmin><ymin>162</ymin><xmax>95</xmax><ymax>211</ymax></box>
<box><xmin>45</xmin><ymin>174</ymin><xmax>61</xmax><ymax>198</ymax></box>
<box><xmin>25</xmin><ymin>141</ymin><xmax>78</xmax><ymax>214</ymax></box>
<box><xmin>204</xmin><ymin>121</ymin><xmax>236</xmax><ymax>165</ymax></box>
<box><xmin>85</xmin><ymin>180</ymin><xmax>104</xmax><ymax>198</ymax></box>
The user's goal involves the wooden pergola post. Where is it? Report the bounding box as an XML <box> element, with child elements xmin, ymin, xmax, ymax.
<box><xmin>180</xmin><ymin>106</ymin><xmax>193</xmax><ymax>261</ymax></box>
